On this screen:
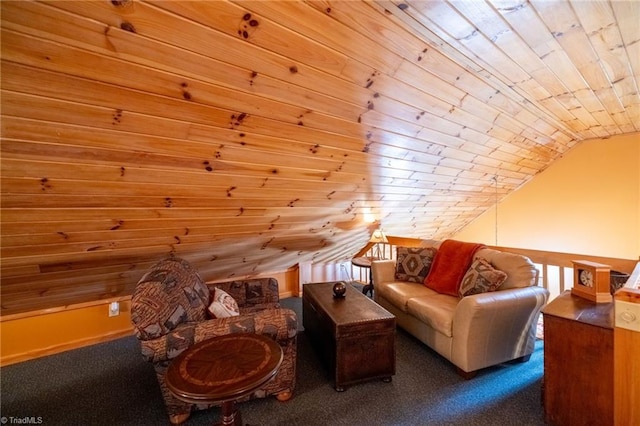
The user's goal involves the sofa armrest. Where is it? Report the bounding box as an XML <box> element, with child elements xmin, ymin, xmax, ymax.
<box><xmin>139</xmin><ymin>308</ymin><xmax>298</xmax><ymax>363</ymax></box>
<box><xmin>371</xmin><ymin>260</ymin><xmax>396</xmax><ymax>303</ymax></box>
<box><xmin>371</xmin><ymin>259</ymin><xmax>396</xmax><ymax>285</ymax></box>
<box><xmin>451</xmin><ymin>286</ymin><xmax>549</xmax><ymax>372</ymax></box>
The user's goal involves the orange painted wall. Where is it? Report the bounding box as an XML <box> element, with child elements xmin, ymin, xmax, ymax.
<box><xmin>455</xmin><ymin>133</ymin><xmax>640</xmax><ymax>260</ymax></box>
<box><xmin>0</xmin><ymin>299</ymin><xmax>134</xmax><ymax>366</ymax></box>
<box><xmin>0</xmin><ymin>268</ymin><xmax>299</xmax><ymax>366</ymax></box>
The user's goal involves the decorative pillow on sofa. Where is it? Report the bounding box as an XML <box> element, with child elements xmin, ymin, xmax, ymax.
<box><xmin>207</xmin><ymin>287</ymin><xmax>240</xmax><ymax>318</ymax></box>
<box><xmin>395</xmin><ymin>247</ymin><xmax>437</xmax><ymax>283</ymax></box>
<box><xmin>459</xmin><ymin>257</ymin><xmax>508</xmax><ymax>298</ymax></box>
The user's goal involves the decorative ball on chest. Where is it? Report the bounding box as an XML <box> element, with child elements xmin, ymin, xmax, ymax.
<box><xmin>333</xmin><ymin>281</ymin><xmax>347</xmax><ymax>298</ymax></box>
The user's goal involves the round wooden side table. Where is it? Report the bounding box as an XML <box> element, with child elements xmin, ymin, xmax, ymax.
<box><xmin>166</xmin><ymin>333</ymin><xmax>284</xmax><ymax>426</ymax></box>
<box><xmin>351</xmin><ymin>256</ymin><xmax>380</xmax><ymax>297</ymax></box>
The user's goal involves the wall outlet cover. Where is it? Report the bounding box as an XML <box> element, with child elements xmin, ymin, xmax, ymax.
<box><xmin>109</xmin><ymin>301</ymin><xmax>120</xmax><ymax>317</ymax></box>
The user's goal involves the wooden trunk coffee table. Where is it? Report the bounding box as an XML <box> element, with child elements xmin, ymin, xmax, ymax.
<box><xmin>303</xmin><ymin>281</ymin><xmax>396</xmax><ymax>391</ymax></box>
<box><xmin>165</xmin><ymin>333</ymin><xmax>283</xmax><ymax>426</ymax></box>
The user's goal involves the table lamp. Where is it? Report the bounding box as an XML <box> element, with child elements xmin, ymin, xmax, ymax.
<box><xmin>369</xmin><ymin>229</ymin><xmax>388</xmax><ymax>259</ymax></box>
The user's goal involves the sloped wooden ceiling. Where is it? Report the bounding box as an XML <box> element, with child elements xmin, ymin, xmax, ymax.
<box><xmin>1</xmin><ymin>0</ymin><xmax>638</xmax><ymax>315</ymax></box>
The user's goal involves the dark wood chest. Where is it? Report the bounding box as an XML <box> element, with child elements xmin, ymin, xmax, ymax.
<box><xmin>302</xmin><ymin>282</ymin><xmax>396</xmax><ymax>391</ymax></box>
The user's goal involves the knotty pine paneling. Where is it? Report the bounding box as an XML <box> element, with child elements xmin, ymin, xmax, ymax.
<box><xmin>1</xmin><ymin>0</ymin><xmax>638</xmax><ymax>316</ymax></box>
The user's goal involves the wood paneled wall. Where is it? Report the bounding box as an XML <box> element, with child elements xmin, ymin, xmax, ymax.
<box><xmin>1</xmin><ymin>1</ymin><xmax>638</xmax><ymax>315</ymax></box>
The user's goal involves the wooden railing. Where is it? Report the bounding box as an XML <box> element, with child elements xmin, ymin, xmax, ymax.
<box><xmin>488</xmin><ymin>245</ymin><xmax>637</xmax><ymax>300</ymax></box>
<box><xmin>352</xmin><ymin>237</ymin><xmax>638</xmax><ymax>300</ymax></box>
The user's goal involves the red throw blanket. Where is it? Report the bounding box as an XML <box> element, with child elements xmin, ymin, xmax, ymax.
<box><xmin>424</xmin><ymin>239</ymin><xmax>486</xmax><ymax>296</ymax></box>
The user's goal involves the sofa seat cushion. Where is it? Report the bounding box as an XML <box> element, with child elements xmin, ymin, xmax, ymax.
<box><xmin>406</xmin><ymin>294</ymin><xmax>459</xmax><ymax>337</ymax></box>
<box><xmin>377</xmin><ymin>281</ymin><xmax>438</xmax><ymax>313</ymax></box>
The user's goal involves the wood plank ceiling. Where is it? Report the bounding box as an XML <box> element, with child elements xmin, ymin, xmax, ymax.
<box><xmin>1</xmin><ymin>0</ymin><xmax>638</xmax><ymax>315</ymax></box>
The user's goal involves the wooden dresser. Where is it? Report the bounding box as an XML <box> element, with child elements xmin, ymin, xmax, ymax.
<box><xmin>542</xmin><ymin>291</ymin><xmax>614</xmax><ymax>426</ymax></box>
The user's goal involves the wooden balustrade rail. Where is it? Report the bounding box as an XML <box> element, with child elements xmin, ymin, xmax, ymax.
<box><xmin>353</xmin><ymin>237</ymin><xmax>638</xmax><ymax>297</ymax></box>
<box><xmin>489</xmin><ymin>245</ymin><xmax>637</xmax><ymax>291</ymax></box>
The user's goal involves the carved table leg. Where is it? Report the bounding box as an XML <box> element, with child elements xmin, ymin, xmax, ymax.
<box><xmin>215</xmin><ymin>400</ymin><xmax>242</xmax><ymax>426</ymax></box>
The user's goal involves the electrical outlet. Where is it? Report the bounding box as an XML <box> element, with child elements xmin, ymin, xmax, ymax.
<box><xmin>109</xmin><ymin>301</ymin><xmax>120</xmax><ymax>317</ymax></box>
<box><xmin>615</xmin><ymin>300</ymin><xmax>640</xmax><ymax>332</ymax></box>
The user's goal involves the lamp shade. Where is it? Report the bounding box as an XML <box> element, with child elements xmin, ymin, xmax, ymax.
<box><xmin>369</xmin><ymin>229</ymin><xmax>388</xmax><ymax>244</ymax></box>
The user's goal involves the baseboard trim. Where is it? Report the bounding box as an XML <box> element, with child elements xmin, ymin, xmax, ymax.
<box><xmin>1</xmin><ymin>295</ymin><xmax>133</xmax><ymax>322</ymax></box>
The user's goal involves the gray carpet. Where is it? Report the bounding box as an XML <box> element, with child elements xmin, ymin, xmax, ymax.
<box><xmin>0</xmin><ymin>293</ymin><xmax>545</xmax><ymax>425</ymax></box>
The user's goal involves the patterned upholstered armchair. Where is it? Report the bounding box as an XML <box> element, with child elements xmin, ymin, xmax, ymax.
<box><xmin>130</xmin><ymin>257</ymin><xmax>298</xmax><ymax>425</ymax></box>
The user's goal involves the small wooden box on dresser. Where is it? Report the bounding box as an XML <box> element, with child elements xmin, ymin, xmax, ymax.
<box><xmin>542</xmin><ymin>291</ymin><xmax>614</xmax><ymax>425</ymax></box>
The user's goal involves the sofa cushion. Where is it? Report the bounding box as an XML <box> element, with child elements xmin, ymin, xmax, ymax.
<box><xmin>377</xmin><ymin>281</ymin><xmax>438</xmax><ymax>313</ymax></box>
<box><xmin>406</xmin><ymin>294</ymin><xmax>459</xmax><ymax>337</ymax></box>
<box><xmin>207</xmin><ymin>287</ymin><xmax>240</xmax><ymax>318</ymax></box>
<box><xmin>395</xmin><ymin>246</ymin><xmax>437</xmax><ymax>283</ymax></box>
<box><xmin>424</xmin><ymin>239</ymin><xmax>486</xmax><ymax>296</ymax></box>
<box><xmin>459</xmin><ymin>257</ymin><xmax>508</xmax><ymax>297</ymax></box>
<box><xmin>474</xmin><ymin>249</ymin><xmax>538</xmax><ymax>289</ymax></box>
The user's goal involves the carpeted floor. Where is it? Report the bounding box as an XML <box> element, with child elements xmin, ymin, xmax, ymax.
<box><xmin>1</xmin><ymin>291</ymin><xmax>546</xmax><ymax>425</ymax></box>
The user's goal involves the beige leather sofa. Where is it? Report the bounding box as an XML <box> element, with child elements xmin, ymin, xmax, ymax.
<box><xmin>372</xmin><ymin>241</ymin><xmax>549</xmax><ymax>378</ymax></box>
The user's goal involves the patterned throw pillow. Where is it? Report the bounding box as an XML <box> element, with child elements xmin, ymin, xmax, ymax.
<box><xmin>395</xmin><ymin>247</ymin><xmax>437</xmax><ymax>283</ymax></box>
<box><xmin>208</xmin><ymin>287</ymin><xmax>240</xmax><ymax>318</ymax></box>
<box><xmin>459</xmin><ymin>257</ymin><xmax>508</xmax><ymax>298</ymax></box>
